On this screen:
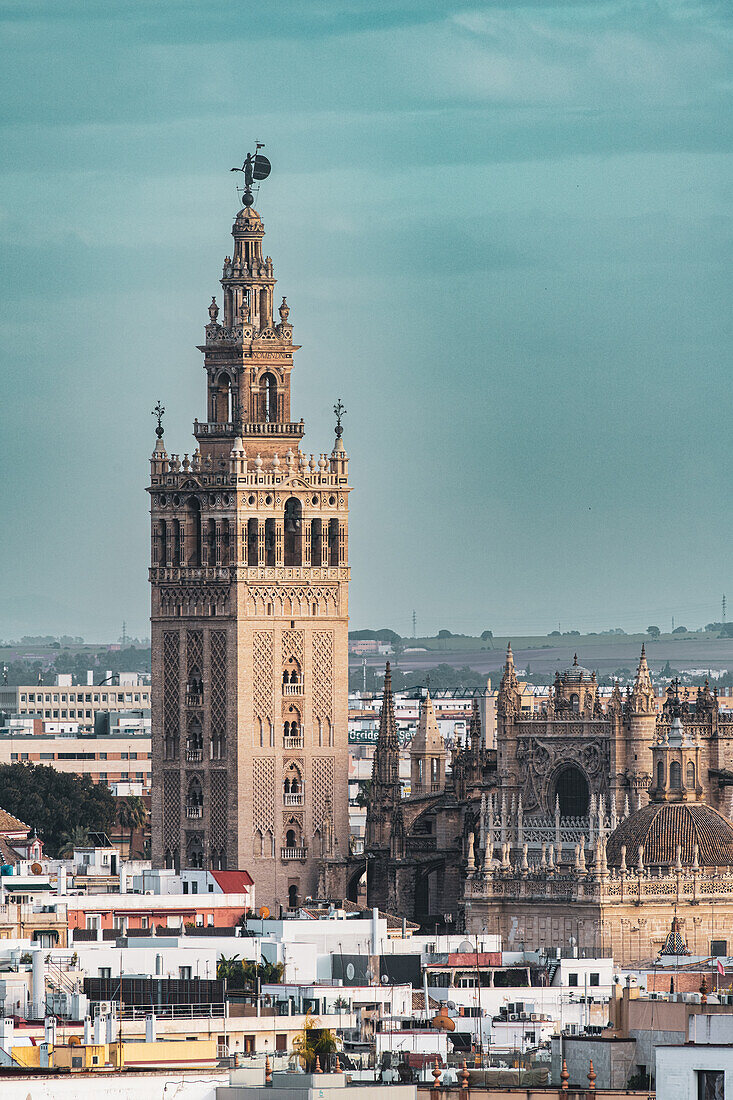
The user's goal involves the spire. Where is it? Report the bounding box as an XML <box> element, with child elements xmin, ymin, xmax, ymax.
<box><xmin>498</xmin><ymin>642</ymin><xmax>520</xmax><ymax>715</ymax></box>
<box><xmin>411</xmin><ymin>687</ymin><xmax>446</xmax><ymax>795</ymax></box>
<box><xmin>412</xmin><ymin>690</ymin><xmax>443</xmax><ymax>754</ymax></box>
<box><xmin>630</xmin><ymin>644</ymin><xmax>655</xmax><ymax>713</ymax></box>
<box><xmin>378</xmin><ymin>662</ymin><xmax>399</xmax><ymax>748</ymax></box>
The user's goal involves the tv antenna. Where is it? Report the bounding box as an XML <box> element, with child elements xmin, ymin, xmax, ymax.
<box><xmin>231</xmin><ymin>143</ymin><xmax>271</xmax><ymax>207</ymax></box>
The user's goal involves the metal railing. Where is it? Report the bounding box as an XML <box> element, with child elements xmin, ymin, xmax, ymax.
<box><xmin>283</xmin><ymin>793</ymin><xmax>304</xmax><ymax>806</ymax></box>
<box><xmin>186</xmin><ymin>748</ymin><xmax>203</xmax><ymax>762</ymax></box>
<box><xmin>185</xmin><ymin>805</ymin><xmax>203</xmax><ymax>819</ymax></box>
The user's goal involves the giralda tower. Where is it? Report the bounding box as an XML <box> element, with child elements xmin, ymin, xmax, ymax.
<box><xmin>147</xmin><ymin>173</ymin><xmax>351</xmax><ymax>908</ymax></box>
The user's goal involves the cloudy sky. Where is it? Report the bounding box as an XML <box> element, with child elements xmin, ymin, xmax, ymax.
<box><xmin>0</xmin><ymin>0</ymin><xmax>731</xmax><ymax>641</ymax></box>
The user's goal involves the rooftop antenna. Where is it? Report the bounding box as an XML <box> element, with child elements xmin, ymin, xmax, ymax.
<box><xmin>231</xmin><ymin>143</ymin><xmax>271</xmax><ymax>207</ymax></box>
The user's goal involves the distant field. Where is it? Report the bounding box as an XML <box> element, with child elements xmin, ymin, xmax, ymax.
<box><xmin>355</xmin><ymin>632</ymin><xmax>733</xmax><ymax>679</ymax></box>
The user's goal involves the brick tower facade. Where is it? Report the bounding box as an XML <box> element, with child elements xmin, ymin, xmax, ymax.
<box><xmin>148</xmin><ymin>198</ymin><xmax>351</xmax><ymax>910</ymax></box>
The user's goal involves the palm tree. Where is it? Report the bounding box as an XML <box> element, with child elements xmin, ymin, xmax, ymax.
<box><xmin>217</xmin><ymin>954</ymin><xmax>242</xmax><ymax>983</ymax></box>
<box><xmin>117</xmin><ymin>796</ymin><xmax>148</xmax><ymax>859</ymax></box>
<box><xmin>58</xmin><ymin>825</ymin><xmax>90</xmax><ymax>858</ymax></box>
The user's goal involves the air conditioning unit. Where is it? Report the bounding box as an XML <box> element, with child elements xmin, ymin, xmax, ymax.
<box><xmin>520</xmin><ymin>1013</ymin><xmax>529</xmax><ymax>1021</ymax></box>
<box><xmin>97</xmin><ymin>1001</ymin><xmax>112</xmax><ymax>1015</ymax></box>
<box><xmin>530</xmin><ymin>1013</ymin><xmax>539</xmax><ymax>1021</ymax></box>
<box><xmin>509</xmin><ymin>1014</ymin><xmax>519</xmax><ymax>1021</ymax></box>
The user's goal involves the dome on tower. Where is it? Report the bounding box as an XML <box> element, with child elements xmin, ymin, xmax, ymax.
<box><xmin>235</xmin><ymin>206</ymin><xmax>262</xmax><ymax>226</ymax></box>
<box><xmin>606</xmin><ymin>801</ymin><xmax>733</xmax><ymax>868</ymax></box>
<box><xmin>561</xmin><ymin>655</ymin><xmax>593</xmax><ymax>683</ymax></box>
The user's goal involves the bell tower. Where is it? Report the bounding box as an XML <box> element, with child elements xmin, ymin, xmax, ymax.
<box><xmin>148</xmin><ymin>166</ymin><xmax>351</xmax><ymax>909</ymax></box>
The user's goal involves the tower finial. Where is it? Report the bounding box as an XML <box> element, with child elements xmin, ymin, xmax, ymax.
<box><xmin>152</xmin><ymin>401</ymin><xmax>165</xmax><ymax>439</ymax></box>
<box><xmin>231</xmin><ymin>145</ymin><xmax>271</xmax><ymax>208</ymax></box>
<box><xmin>334</xmin><ymin>398</ymin><xmax>346</xmax><ymax>440</ymax></box>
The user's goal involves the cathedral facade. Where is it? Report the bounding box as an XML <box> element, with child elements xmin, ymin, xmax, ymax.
<box><xmin>148</xmin><ymin>199</ymin><xmax>351</xmax><ymax>909</ymax></box>
<box><xmin>353</xmin><ymin>645</ymin><xmax>733</xmax><ymax>942</ymax></box>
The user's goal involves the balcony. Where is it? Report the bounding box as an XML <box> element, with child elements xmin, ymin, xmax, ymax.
<box><xmin>281</xmin><ymin>847</ymin><xmax>308</xmax><ymax>861</ymax></box>
<box><xmin>185</xmin><ymin>692</ymin><xmax>203</xmax><ymax>708</ymax></box>
<box><xmin>185</xmin><ymin>805</ymin><xmax>203</xmax><ymax>819</ymax></box>
<box><xmin>283</xmin><ymin>792</ymin><xmax>304</xmax><ymax>807</ymax></box>
<box><xmin>186</xmin><ymin>749</ymin><xmax>203</xmax><ymax>763</ymax></box>
<box><xmin>194</xmin><ymin>420</ymin><xmax>304</xmax><ymax>438</ymax></box>
<box><xmin>282</xmin><ymin>683</ymin><xmax>303</xmax><ymax>696</ymax></box>
<box><xmin>283</xmin><ymin>734</ymin><xmax>304</xmax><ymax>750</ymax></box>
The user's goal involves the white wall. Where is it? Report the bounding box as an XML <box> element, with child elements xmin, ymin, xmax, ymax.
<box><xmin>656</xmin><ymin>1044</ymin><xmax>733</xmax><ymax>1100</ymax></box>
<box><xmin>1</xmin><ymin>1072</ymin><xmax>227</xmax><ymax>1100</ymax></box>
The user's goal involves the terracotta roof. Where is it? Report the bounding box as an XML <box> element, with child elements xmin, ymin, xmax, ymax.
<box><xmin>606</xmin><ymin>801</ymin><xmax>733</xmax><ymax>868</ymax></box>
<box><xmin>210</xmin><ymin>870</ymin><xmax>254</xmax><ymax>892</ymax></box>
<box><xmin>0</xmin><ymin>836</ymin><xmax>20</xmax><ymax>865</ymax></box>
<box><xmin>412</xmin><ymin>991</ymin><xmax>440</xmax><ymax>1011</ymax></box>
<box><xmin>0</xmin><ymin>807</ymin><xmax>29</xmax><ymax>834</ymax></box>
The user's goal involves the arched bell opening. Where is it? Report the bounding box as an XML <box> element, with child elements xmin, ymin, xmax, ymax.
<box><xmin>284</xmin><ymin>498</ymin><xmax>302</xmax><ymax>566</ymax></box>
<box><xmin>262</xmin><ymin>372</ymin><xmax>278</xmax><ymax>423</ymax></box>
<box><xmin>247</xmin><ymin>518</ymin><xmax>259</xmax><ymax>566</ymax></box>
<box><xmin>186</xmin><ymin>497</ymin><xmax>202</xmax><ymax>566</ymax></box>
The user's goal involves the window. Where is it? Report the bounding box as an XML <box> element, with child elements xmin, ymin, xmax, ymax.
<box><xmin>568</xmin><ymin>973</ymin><xmax>578</xmax><ymax>987</ymax></box>
<box><xmin>589</xmin><ymin>973</ymin><xmax>600</xmax><ymax>987</ymax></box>
<box><xmin>697</xmin><ymin>1070</ymin><xmax>724</xmax><ymax>1100</ymax></box>
<box><xmin>670</xmin><ymin>760</ymin><xmax>682</xmax><ymax>788</ymax></box>
<box><xmin>141</xmin><ymin>916</ymin><xmax>149</xmax><ymax>929</ymax></box>
<box><xmin>712</xmin><ymin>939</ymin><xmax>728</xmax><ymax>958</ymax></box>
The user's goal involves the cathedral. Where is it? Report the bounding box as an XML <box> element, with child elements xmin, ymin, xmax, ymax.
<box><xmin>148</xmin><ymin>195</ymin><xmax>351</xmax><ymax>908</ymax></box>
<box><xmin>346</xmin><ymin>645</ymin><xmax>733</xmax><ymax>956</ymax></box>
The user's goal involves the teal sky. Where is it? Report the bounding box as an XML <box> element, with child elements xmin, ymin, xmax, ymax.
<box><xmin>1</xmin><ymin>1</ymin><xmax>731</xmax><ymax>642</ymax></box>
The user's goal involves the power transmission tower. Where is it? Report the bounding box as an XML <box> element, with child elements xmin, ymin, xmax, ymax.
<box><xmin>412</xmin><ymin>609</ymin><xmax>417</xmax><ymax>639</ymax></box>
<box><xmin>723</xmin><ymin>595</ymin><xmax>727</xmax><ymax>624</ymax></box>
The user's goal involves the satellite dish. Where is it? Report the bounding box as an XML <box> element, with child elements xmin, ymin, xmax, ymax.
<box><xmin>458</xmin><ymin>940</ymin><xmax>473</xmax><ymax>953</ymax></box>
<box><xmin>31</xmin><ymin>862</ymin><xmax>43</xmax><ymax>876</ymax></box>
<box><xmin>253</xmin><ymin>154</ymin><xmax>271</xmax><ymax>181</ymax></box>
<box><xmin>381</xmin><ymin>975</ymin><xmax>390</xmax><ymax>984</ymax></box>
<box><xmin>259</xmin><ymin>906</ymin><xmax>270</xmax><ymax>919</ymax></box>
<box><xmin>346</xmin><ymin>963</ymin><xmax>355</xmax><ymax>981</ymax></box>
<box><xmin>446</xmin><ymin>1000</ymin><xmax>456</xmax><ymax>1010</ymax></box>
<box><xmin>431</xmin><ymin>1012</ymin><xmax>456</xmax><ymax>1032</ymax></box>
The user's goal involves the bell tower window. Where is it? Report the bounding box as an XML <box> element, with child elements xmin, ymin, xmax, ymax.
<box><xmin>262</xmin><ymin>373</ymin><xmax>277</xmax><ymax>422</ymax></box>
<box><xmin>212</xmin><ymin>372</ymin><xmax>234</xmax><ymax>424</ymax></box>
<box><xmin>247</xmin><ymin>518</ymin><xmax>259</xmax><ymax>566</ymax></box>
<box><xmin>284</xmin><ymin>498</ymin><xmax>302</xmax><ymax>566</ymax></box>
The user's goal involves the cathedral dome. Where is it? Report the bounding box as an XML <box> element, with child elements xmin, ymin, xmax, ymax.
<box><xmin>606</xmin><ymin>801</ymin><xmax>733</xmax><ymax>868</ymax></box>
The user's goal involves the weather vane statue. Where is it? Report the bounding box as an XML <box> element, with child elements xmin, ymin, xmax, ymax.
<box><xmin>334</xmin><ymin>399</ymin><xmax>346</xmax><ymax>440</ymax></box>
<box><xmin>152</xmin><ymin>401</ymin><xmax>165</xmax><ymax>439</ymax></box>
<box><xmin>231</xmin><ymin>144</ymin><xmax>271</xmax><ymax>207</ymax></box>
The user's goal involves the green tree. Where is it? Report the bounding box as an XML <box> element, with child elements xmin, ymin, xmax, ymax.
<box><xmin>117</xmin><ymin>796</ymin><xmax>148</xmax><ymax>859</ymax></box>
<box><xmin>646</xmin><ymin>626</ymin><xmax>661</xmax><ymax>638</ymax></box>
<box><xmin>0</xmin><ymin>763</ymin><xmax>116</xmax><ymax>857</ymax></box>
<box><xmin>58</xmin><ymin>825</ymin><xmax>90</xmax><ymax>857</ymax></box>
